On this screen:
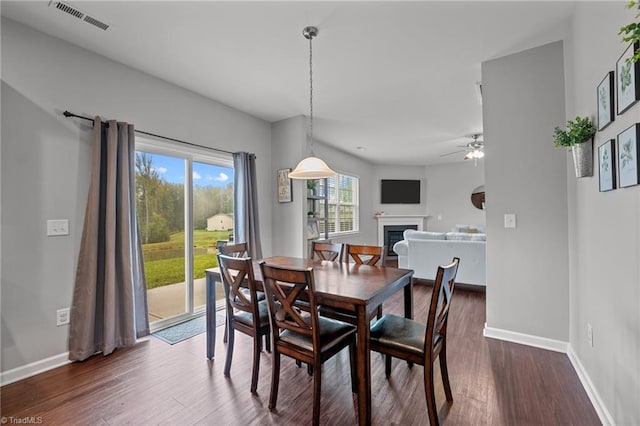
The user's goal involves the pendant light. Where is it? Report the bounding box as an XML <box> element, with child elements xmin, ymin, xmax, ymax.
<box><xmin>288</xmin><ymin>26</ymin><xmax>336</xmax><ymax>180</ymax></box>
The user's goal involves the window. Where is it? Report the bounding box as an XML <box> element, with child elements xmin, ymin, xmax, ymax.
<box><xmin>135</xmin><ymin>137</ymin><xmax>233</xmax><ymax>330</ymax></box>
<box><xmin>322</xmin><ymin>173</ymin><xmax>359</xmax><ymax>235</ymax></box>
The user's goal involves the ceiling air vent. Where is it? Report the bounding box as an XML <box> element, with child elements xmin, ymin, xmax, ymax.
<box><xmin>54</xmin><ymin>1</ymin><xmax>83</xmax><ymax>19</ymax></box>
<box><xmin>49</xmin><ymin>1</ymin><xmax>110</xmax><ymax>31</ymax></box>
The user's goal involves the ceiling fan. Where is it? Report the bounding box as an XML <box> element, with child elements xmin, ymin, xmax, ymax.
<box><xmin>439</xmin><ymin>134</ymin><xmax>485</xmax><ymax>163</ymax></box>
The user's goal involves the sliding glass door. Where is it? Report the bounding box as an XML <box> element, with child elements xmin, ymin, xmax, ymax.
<box><xmin>135</xmin><ymin>139</ymin><xmax>233</xmax><ymax>330</ymax></box>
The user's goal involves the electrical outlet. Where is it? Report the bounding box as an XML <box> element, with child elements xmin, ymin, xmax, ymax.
<box><xmin>587</xmin><ymin>323</ymin><xmax>593</xmax><ymax>347</ymax></box>
<box><xmin>504</xmin><ymin>214</ymin><xmax>516</xmax><ymax>228</ymax></box>
<box><xmin>56</xmin><ymin>308</ymin><xmax>70</xmax><ymax>326</ymax></box>
<box><xmin>47</xmin><ymin>219</ymin><xmax>69</xmax><ymax>236</ymax></box>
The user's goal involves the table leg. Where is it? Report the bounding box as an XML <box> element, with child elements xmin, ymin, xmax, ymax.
<box><xmin>356</xmin><ymin>305</ymin><xmax>371</xmax><ymax>426</ymax></box>
<box><xmin>206</xmin><ymin>272</ymin><xmax>216</xmax><ymax>359</ymax></box>
<box><xmin>404</xmin><ymin>277</ymin><xmax>413</xmax><ymax>319</ymax></box>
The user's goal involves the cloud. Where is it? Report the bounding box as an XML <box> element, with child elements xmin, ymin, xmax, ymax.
<box><xmin>215</xmin><ymin>172</ymin><xmax>229</xmax><ymax>182</ymax></box>
<box><xmin>193</xmin><ymin>171</ymin><xmax>201</xmax><ymax>180</ymax></box>
<box><xmin>154</xmin><ymin>167</ymin><xmax>168</xmax><ymax>174</ymax></box>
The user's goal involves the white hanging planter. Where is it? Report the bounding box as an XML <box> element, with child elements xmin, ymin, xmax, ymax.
<box><xmin>571</xmin><ymin>139</ymin><xmax>593</xmax><ymax>178</ymax></box>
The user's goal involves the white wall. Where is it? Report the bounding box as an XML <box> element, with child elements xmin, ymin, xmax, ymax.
<box><xmin>1</xmin><ymin>18</ymin><xmax>272</xmax><ymax>373</ymax></box>
<box><xmin>568</xmin><ymin>4</ymin><xmax>640</xmax><ymax>424</ymax></box>
<box><xmin>482</xmin><ymin>41</ymin><xmax>569</xmax><ymax>341</ymax></box>
<box><xmin>424</xmin><ymin>161</ymin><xmax>486</xmax><ymax>232</ymax></box>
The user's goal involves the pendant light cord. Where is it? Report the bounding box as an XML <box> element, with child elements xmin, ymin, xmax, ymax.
<box><xmin>309</xmin><ymin>31</ymin><xmax>314</xmax><ymax>156</ymax></box>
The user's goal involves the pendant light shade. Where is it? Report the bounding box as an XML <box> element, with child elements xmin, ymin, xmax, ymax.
<box><xmin>289</xmin><ymin>26</ymin><xmax>336</xmax><ymax>180</ymax></box>
<box><xmin>288</xmin><ymin>156</ymin><xmax>335</xmax><ymax>179</ymax></box>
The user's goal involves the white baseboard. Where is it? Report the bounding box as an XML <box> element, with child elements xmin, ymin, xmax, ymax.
<box><xmin>483</xmin><ymin>324</ymin><xmax>613</xmax><ymax>426</ymax></box>
<box><xmin>483</xmin><ymin>323</ymin><xmax>568</xmax><ymax>353</ymax></box>
<box><xmin>567</xmin><ymin>344</ymin><xmax>614</xmax><ymax>426</ymax></box>
<box><xmin>0</xmin><ymin>352</ymin><xmax>71</xmax><ymax>386</ymax></box>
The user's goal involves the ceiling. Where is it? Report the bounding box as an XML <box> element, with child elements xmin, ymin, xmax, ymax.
<box><xmin>1</xmin><ymin>1</ymin><xmax>577</xmax><ymax>165</ymax></box>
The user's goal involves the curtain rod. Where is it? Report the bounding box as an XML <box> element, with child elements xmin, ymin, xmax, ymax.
<box><xmin>63</xmin><ymin>110</ymin><xmax>235</xmax><ymax>156</ymax></box>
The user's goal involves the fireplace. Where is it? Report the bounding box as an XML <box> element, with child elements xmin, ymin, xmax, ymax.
<box><xmin>376</xmin><ymin>215</ymin><xmax>427</xmax><ymax>256</ymax></box>
<box><xmin>384</xmin><ymin>225</ymin><xmax>418</xmax><ymax>257</ymax></box>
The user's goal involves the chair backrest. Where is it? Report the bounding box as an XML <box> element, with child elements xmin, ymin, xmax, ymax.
<box><xmin>345</xmin><ymin>244</ymin><xmax>386</xmax><ymax>266</ymax></box>
<box><xmin>424</xmin><ymin>257</ymin><xmax>459</xmax><ymax>358</ymax></box>
<box><xmin>217</xmin><ymin>254</ymin><xmax>260</xmax><ymax>324</ymax></box>
<box><xmin>259</xmin><ymin>262</ymin><xmax>319</xmax><ymax>346</ymax></box>
<box><xmin>310</xmin><ymin>241</ymin><xmax>344</xmax><ymax>262</ymax></box>
<box><xmin>219</xmin><ymin>242</ymin><xmax>249</xmax><ymax>258</ymax></box>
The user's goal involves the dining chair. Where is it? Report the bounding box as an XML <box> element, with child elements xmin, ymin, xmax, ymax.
<box><xmin>318</xmin><ymin>243</ymin><xmax>388</xmax><ymax>326</ymax></box>
<box><xmin>259</xmin><ymin>261</ymin><xmax>358</xmax><ymax>426</ymax></box>
<box><xmin>369</xmin><ymin>257</ymin><xmax>459</xmax><ymax>426</ymax></box>
<box><xmin>217</xmin><ymin>254</ymin><xmax>271</xmax><ymax>393</ymax></box>
<box><xmin>218</xmin><ymin>242</ymin><xmax>265</xmax><ymax>343</ymax></box>
<box><xmin>344</xmin><ymin>243</ymin><xmax>386</xmax><ymax>267</ymax></box>
<box><xmin>310</xmin><ymin>240</ymin><xmax>344</xmax><ymax>262</ymax></box>
<box><xmin>219</xmin><ymin>241</ymin><xmax>249</xmax><ymax>257</ymax></box>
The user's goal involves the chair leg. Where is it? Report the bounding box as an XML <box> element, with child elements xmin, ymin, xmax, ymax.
<box><xmin>223</xmin><ymin>318</ymin><xmax>228</xmax><ymax>343</ymax></box>
<box><xmin>439</xmin><ymin>347</ymin><xmax>453</xmax><ymax>402</ymax></box>
<box><xmin>269</xmin><ymin>352</ymin><xmax>281</xmax><ymax>411</ymax></box>
<box><xmin>307</xmin><ymin>363</ymin><xmax>314</xmax><ymax>376</ymax></box>
<box><xmin>224</xmin><ymin>325</ymin><xmax>234</xmax><ymax>377</ymax></box>
<box><xmin>265</xmin><ymin>333</ymin><xmax>271</xmax><ymax>352</ymax></box>
<box><xmin>250</xmin><ymin>334</ymin><xmax>261</xmax><ymax>393</ymax></box>
<box><xmin>312</xmin><ymin>359</ymin><xmax>322</xmax><ymax>426</ymax></box>
<box><xmin>385</xmin><ymin>354</ymin><xmax>392</xmax><ymax>378</ymax></box>
<box><xmin>424</xmin><ymin>362</ymin><xmax>439</xmax><ymax>426</ymax></box>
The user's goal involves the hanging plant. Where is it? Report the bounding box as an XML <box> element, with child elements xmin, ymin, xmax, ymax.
<box><xmin>619</xmin><ymin>1</ymin><xmax>640</xmax><ymax>63</ymax></box>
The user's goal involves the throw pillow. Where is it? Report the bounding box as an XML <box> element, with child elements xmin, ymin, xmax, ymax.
<box><xmin>445</xmin><ymin>232</ymin><xmax>473</xmax><ymax>241</ymax></box>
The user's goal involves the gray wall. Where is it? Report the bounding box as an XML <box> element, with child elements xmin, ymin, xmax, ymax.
<box><xmin>482</xmin><ymin>41</ymin><xmax>569</xmax><ymax>340</ymax></box>
<box><xmin>424</xmin><ymin>161</ymin><xmax>486</xmax><ymax>232</ymax></box>
<box><xmin>1</xmin><ymin>18</ymin><xmax>272</xmax><ymax>372</ymax></box>
<box><xmin>270</xmin><ymin>115</ymin><xmax>306</xmax><ymax>257</ymax></box>
<box><xmin>568</xmin><ymin>4</ymin><xmax>640</xmax><ymax>424</ymax></box>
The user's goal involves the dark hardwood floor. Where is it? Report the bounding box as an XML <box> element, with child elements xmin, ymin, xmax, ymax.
<box><xmin>1</xmin><ymin>282</ymin><xmax>600</xmax><ymax>425</ymax></box>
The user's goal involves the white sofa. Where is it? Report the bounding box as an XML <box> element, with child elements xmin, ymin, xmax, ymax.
<box><xmin>393</xmin><ymin>228</ymin><xmax>486</xmax><ymax>286</ymax></box>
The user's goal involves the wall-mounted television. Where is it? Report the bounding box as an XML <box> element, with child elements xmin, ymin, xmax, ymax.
<box><xmin>380</xmin><ymin>179</ymin><xmax>421</xmax><ymax>204</ymax></box>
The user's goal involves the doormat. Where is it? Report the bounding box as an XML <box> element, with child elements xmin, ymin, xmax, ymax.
<box><xmin>152</xmin><ymin>313</ymin><xmax>225</xmax><ymax>345</ymax></box>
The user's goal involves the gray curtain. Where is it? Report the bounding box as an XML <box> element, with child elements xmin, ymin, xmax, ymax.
<box><xmin>69</xmin><ymin>117</ymin><xmax>149</xmax><ymax>361</ymax></box>
<box><xmin>233</xmin><ymin>152</ymin><xmax>262</xmax><ymax>258</ymax></box>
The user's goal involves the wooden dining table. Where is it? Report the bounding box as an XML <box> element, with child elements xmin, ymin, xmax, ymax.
<box><xmin>205</xmin><ymin>255</ymin><xmax>414</xmax><ymax>425</ymax></box>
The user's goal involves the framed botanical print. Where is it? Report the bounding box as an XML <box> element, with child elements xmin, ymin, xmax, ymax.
<box><xmin>616</xmin><ymin>42</ymin><xmax>640</xmax><ymax>115</ymax></box>
<box><xmin>597</xmin><ymin>71</ymin><xmax>614</xmax><ymax>131</ymax></box>
<box><xmin>598</xmin><ymin>139</ymin><xmax>616</xmax><ymax>192</ymax></box>
<box><xmin>617</xmin><ymin>123</ymin><xmax>640</xmax><ymax>188</ymax></box>
<box><xmin>277</xmin><ymin>168</ymin><xmax>292</xmax><ymax>202</ymax></box>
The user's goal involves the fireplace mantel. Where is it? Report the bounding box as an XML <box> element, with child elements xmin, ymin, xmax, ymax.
<box><xmin>376</xmin><ymin>215</ymin><xmax>428</xmax><ymax>247</ymax></box>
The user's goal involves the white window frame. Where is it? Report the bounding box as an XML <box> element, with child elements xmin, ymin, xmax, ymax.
<box><xmin>326</xmin><ymin>172</ymin><xmax>359</xmax><ymax>237</ymax></box>
<box><xmin>135</xmin><ymin>136</ymin><xmax>233</xmax><ymax>331</ymax></box>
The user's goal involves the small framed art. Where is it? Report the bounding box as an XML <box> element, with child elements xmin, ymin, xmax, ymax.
<box><xmin>277</xmin><ymin>168</ymin><xmax>292</xmax><ymax>203</ymax></box>
<box><xmin>597</xmin><ymin>71</ymin><xmax>614</xmax><ymax>131</ymax></box>
<box><xmin>616</xmin><ymin>42</ymin><xmax>640</xmax><ymax>115</ymax></box>
<box><xmin>598</xmin><ymin>139</ymin><xmax>616</xmax><ymax>192</ymax></box>
<box><xmin>616</xmin><ymin>123</ymin><xmax>640</xmax><ymax>188</ymax></box>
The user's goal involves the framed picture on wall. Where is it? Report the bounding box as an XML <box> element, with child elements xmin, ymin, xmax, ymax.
<box><xmin>598</xmin><ymin>139</ymin><xmax>616</xmax><ymax>192</ymax></box>
<box><xmin>616</xmin><ymin>123</ymin><xmax>640</xmax><ymax>188</ymax></box>
<box><xmin>277</xmin><ymin>168</ymin><xmax>292</xmax><ymax>203</ymax></box>
<box><xmin>616</xmin><ymin>42</ymin><xmax>640</xmax><ymax>115</ymax></box>
<box><xmin>597</xmin><ymin>71</ymin><xmax>614</xmax><ymax>130</ymax></box>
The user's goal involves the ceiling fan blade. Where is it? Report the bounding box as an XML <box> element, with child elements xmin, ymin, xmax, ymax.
<box><xmin>439</xmin><ymin>149</ymin><xmax>468</xmax><ymax>157</ymax></box>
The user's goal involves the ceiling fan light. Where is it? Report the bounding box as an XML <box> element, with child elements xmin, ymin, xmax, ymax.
<box><xmin>464</xmin><ymin>151</ymin><xmax>474</xmax><ymax>160</ymax></box>
<box><xmin>288</xmin><ymin>156</ymin><xmax>336</xmax><ymax>179</ymax></box>
<box><xmin>475</xmin><ymin>150</ymin><xmax>485</xmax><ymax>159</ymax></box>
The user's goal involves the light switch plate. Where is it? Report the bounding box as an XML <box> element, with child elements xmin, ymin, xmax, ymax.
<box><xmin>504</xmin><ymin>214</ymin><xmax>516</xmax><ymax>228</ymax></box>
<box><xmin>47</xmin><ymin>219</ymin><xmax>69</xmax><ymax>236</ymax></box>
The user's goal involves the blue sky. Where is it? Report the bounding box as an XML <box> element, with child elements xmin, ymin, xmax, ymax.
<box><xmin>143</xmin><ymin>152</ymin><xmax>233</xmax><ymax>187</ymax></box>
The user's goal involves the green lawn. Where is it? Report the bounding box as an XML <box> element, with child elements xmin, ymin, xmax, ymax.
<box><xmin>142</xmin><ymin>230</ymin><xmax>231</xmax><ymax>289</ymax></box>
